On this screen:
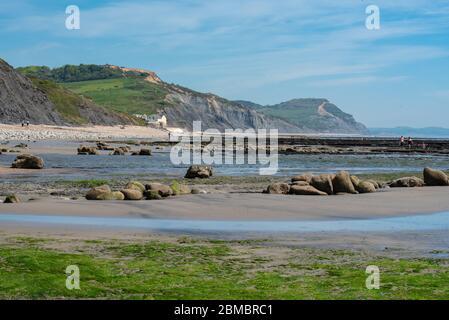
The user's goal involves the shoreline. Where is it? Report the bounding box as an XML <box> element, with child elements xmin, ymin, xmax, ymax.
<box><xmin>1</xmin><ymin>188</ymin><xmax>449</xmax><ymax>221</ymax></box>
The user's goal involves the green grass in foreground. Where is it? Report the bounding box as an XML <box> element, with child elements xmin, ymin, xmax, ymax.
<box><xmin>0</xmin><ymin>237</ymin><xmax>448</xmax><ymax>299</ymax></box>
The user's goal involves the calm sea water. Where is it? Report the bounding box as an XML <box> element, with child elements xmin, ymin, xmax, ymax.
<box><xmin>1</xmin><ymin>148</ymin><xmax>449</xmax><ymax>182</ymax></box>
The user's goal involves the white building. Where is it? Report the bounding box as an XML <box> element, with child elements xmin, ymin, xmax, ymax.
<box><xmin>134</xmin><ymin>114</ymin><xmax>167</xmax><ymax>128</ymax></box>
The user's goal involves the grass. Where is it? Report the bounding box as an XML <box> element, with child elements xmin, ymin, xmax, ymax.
<box><xmin>0</xmin><ymin>236</ymin><xmax>448</xmax><ymax>299</ymax></box>
<box><xmin>30</xmin><ymin>78</ymin><xmax>89</xmax><ymax>125</ymax></box>
<box><xmin>63</xmin><ymin>77</ymin><xmax>172</xmax><ymax>116</ymax></box>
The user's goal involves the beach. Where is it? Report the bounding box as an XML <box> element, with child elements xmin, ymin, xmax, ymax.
<box><xmin>1</xmin><ymin>188</ymin><xmax>449</xmax><ymax>220</ymax></box>
<box><xmin>0</xmin><ymin>124</ymin><xmax>168</xmax><ymax>141</ymax></box>
<box><xmin>1</xmin><ymin>125</ymin><xmax>449</xmax><ymax>299</ymax></box>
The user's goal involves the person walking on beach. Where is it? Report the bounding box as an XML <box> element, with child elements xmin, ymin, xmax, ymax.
<box><xmin>400</xmin><ymin>136</ymin><xmax>405</xmax><ymax>147</ymax></box>
<box><xmin>26</xmin><ymin>120</ymin><xmax>30</xmax><ymax>127</ymax></box>
<box><xmin>407</xmin><ymin>137</ymin><xmax>413</xmax><ymax>149</ymax></box>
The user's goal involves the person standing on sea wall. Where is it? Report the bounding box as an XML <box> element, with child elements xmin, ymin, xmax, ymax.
<box><xmin>400</xmin><ymin>136</ymin><xmax>405</xmax><ymax>147</ymax></box>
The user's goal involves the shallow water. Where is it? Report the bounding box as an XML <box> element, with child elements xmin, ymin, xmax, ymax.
<box><xmin>1</xmin><ymin>211</ymin><xmax>449</xmax><ymax>233</ymax></box>
<box><xmin>1</xmin><ymin>150</ymin><xmax>449</xmax><ymax>182</ymax></box>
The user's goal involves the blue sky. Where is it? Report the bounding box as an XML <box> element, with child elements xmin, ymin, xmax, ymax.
<box><xmin>1</xmin><ymin>0</ymin><xmax>449</xmax><ymax>127</ymax></box>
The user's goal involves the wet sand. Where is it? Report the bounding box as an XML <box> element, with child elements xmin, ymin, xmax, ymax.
<box><xmin>1</xmin><ymin>187</ymin><xmax>449</xmax><ymax>220</ymax></box>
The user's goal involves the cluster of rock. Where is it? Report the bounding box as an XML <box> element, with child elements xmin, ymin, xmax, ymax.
<box><xmin>265</xmin><ymin>167</ymin><xmax>449</xmax><ymax>196</ymax></box>
<box><xmin>184</xmin><ymin>165</ymin><xmax>213</xmax><ymax>179</ymax></box>
<box><xmin>11</xmin><ymin>154</ymin><xmax>44</xmax><ymax>169</ymax></box>
<box><xmin>86</xmin><ymin>180</ymin><xmax>197</xmax><ymax>201</ymax></box>
<box><xmin>77</xmin><ymin>145</ymin><xmax>98</xmax><ymax>155</ymax></box>
<box><xmin>388</xmin><ymin>168</ymin><xmax>449</xmax><ymax>188</ymax></box>
<box><xmin>77</xmin><ymin>144</ymin><xmax>151</xmax><ymax>156</ymax></box>
<box><xmin>1</xmin><ymin>148</ymin><xmax>21</xmax><ymax>154</ymax></box>
<box><xmin>265</xmin><ymin>171</ymin><xmax>381</xmax><ymax>196</ymax></box>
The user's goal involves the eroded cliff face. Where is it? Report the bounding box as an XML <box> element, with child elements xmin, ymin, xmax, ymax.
<box><xmin>238</xmin><ymin>98</ymin><xmax>368</xmax><ymax>134</ymax></box>
<box><xmin>163</xmin><ymin>86</ymin><xmax>301</xmax><ymax>132</ymax></box>
<box><xmin>0</xmin><ymin>59</ymin><xmax>65</xmax><ymax>125</ymax></box>
<box><xmin>0</xmin><ymin>59</ymin><xmax>134</xmax><ymax>125</ymax></box>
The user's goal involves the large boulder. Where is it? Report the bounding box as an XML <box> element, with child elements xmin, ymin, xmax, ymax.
<box><xmin>145</xmin><ymin>183</ymin><xmax>173</xmax><ymax>197</ymax></box>
<box><xmin>96</xmin><ymin>191</ymin><xmax>125</xmax><ymax>201</ymax></box>
<box><xmin>145</xmin><ymin>190</ymin><xmax>163</xmax><ymax>200</ymax></box>
<box><xmin>365</xmin><ymin>179</ymin><xmax>381</xmax><ymax>189</ymax></box>
<box><xmin>266</xmin><ymin>183</ymin><xmax>290</xmax><ymax>194</ymax></box>
<box><xmin>289</xmin><ymin>185</ymin><xmax>327</xmax><ymax>196</ymax></box>
<box><xmin>291</xmin><ymin>174</ymin><xmax>312</xmax><ymax>184</ymax></box>
<box><xmin>85</xmin><ymin>185</ymin><xmax>112</xmax><ymax>200</ymax></box>
<box><xmin>423</xmin><ymin>167</ymin><xmax>449</xmax><ymax>186</ymax></box>
<box><xmin>332</xmin><ymin>171</ymin><xmax>357</xmax><ymax>194</ymax></box>
<box><xmin>389</xmin><ymin>177</ymin><xmax>424</xmax><ymax>188</ymax></box>
<box><xmin>350</xmin><ymin>175</ymin><xmax>360</xmax><ymax>187</ymax></box>
<box><xmin>310</xmin><ymin>174</ymin><xmax>334</xmax><ymax>195</ymax></box>
<box><xmin>356</xmin><ymin>181</ymin><xmax>376</xmax><ymax>194</ymax></box>
<box><xmin>4</xmin><ymin>195</ymin><xmax>20</xmax><ymax>203</ymax></box>
<box><xmin>170</xmin><ymin>182</ymin><xmax>191</xmax><ymax>195</ymax></box>
<box><xmin>120</xmin><ymin>188</ymin><xmax>143</xmax><ymax>200</ymax></box>
<box><xmin>184</xmin><ymin>165</ymin><xmax>213</xmax><ymax>179</ymax></box>
<box><xmin>11</xmin><ymin>154</ymin><xmax>44</xmax><ymax>169</ymax></box>
<box><xmin>125</xmin><ymin>181</ymin><xmax>146</xmax><ymax>193</ymax></box>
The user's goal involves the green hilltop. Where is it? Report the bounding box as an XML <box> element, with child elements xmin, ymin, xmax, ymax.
<box><xmin>63</xmin><ymin>77</ymin><xmax>171</xmax><ymax>116</ymax></box>
<box><xmin>18</xmin><ymin>64</ymin><xmax>171</xmax><ymax>117</ymax></box>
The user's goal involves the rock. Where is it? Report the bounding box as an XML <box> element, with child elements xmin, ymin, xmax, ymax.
<box><xmin>11</xmin><ymin>154</ymin><xmax>44</xmax><ymax>169</ymax></box>
<box><xmin>332</xmin><ymin>171</ymin><xmax>357</xmax><ymax>194</ymax></box>
<box><xmin>120</xmin><ymin>188</ymin><xmax>143</xmax><ymax>200</ymax></box>
<box><xmin>4</xmin><ymin>195</ymin><xmax>20</xmax><ymax>203</ymax></box>
<box><xmin>14</xmin><ymin>143</ymin><xmax>28</xmax><ymax>148</ymax></box>
<box><xmin>289</xmin><ymin>185</ymin><xmax>327</xmax><ymax>196</ymax></box>
<box><xmin>356</xmin><ymin>181</ymin><xmax>376</xmax><ymax>193</ymax></box>
<box><xmin>365</xmin><ymin>179</ymin><xmax>380</xmax><ymax>189</ymax></box>
<box><xmin>191</xmin><ymin>188</ymin><xmax>201</xmax><ymax>194</ymax></box>
<box><xmin>145</xmin><ymin>190</ymin><xmax>163</xmax><ymax>200</ymax></box>
<box><xmin>132</xmin><ymin>148</ymin><xmax>152</xmax><ymax>156</ymax></box>
<box><xmin>291</xmin><ymin>181</ymin><xmax>309</xmax><ymax>186</ymax></box>
<box><xmin>266</xmin><ymin>183</ymin><xmax>290</xmax><ymax>194</ymax></box>
<box><xmin>145</xmin><ymin>183</ymin><xmax>173</xmax><ymax>197</ymax></box>
<box><xmin>291</xmin><ymin>174</ymin><xmax>312</xmax><ymax>184</ymax></box>
<box><xmin>85</xmin><ymin>185</ymin><xmax>112</xmax><ymax>200</ymax></box>
<box><xmin>97</xmin><ymin>191</ymin><xmax>125</xmax><ymax>201</ymax></box>
<box><xmin>125</xmin><ymin>181</ymin><xmax>146</xmax><ymax>192</ymax></box>
<box><xmin>111</xmin><ymin>148</ymin><xmax>125</xmax><ymax>155</ymax></box>
<box><xmin>350</xmin><ymin>175</ymin><xmax>360</xmax><ymax>187</ymax></box>
<box><xmin>170</xmin><ymin>182</ymin><xmax>191</xmax><ymax>195</ymax></box>
<box><xmin>77</xmin><ymin>146</ymin><xmax>98</xmax><ymax>155</ymax></box>
<box><xmin>389</xmin><ymin>177</ymin><xmax>424</xmax><ymax>188</ymax></box>
<box><xmin>310</xmin><ymin>174</ymin><xmax>333</xmax><ymax>195</ymax></box>
<box><xmin>184</xmin><ymin>165</ymin><xmax>213</xmax><ymax>179</ymax></box>
<box><xmin>423</xmin><ymin>167</ymin><xmax>449</xmax><ymax>186</ymax></box>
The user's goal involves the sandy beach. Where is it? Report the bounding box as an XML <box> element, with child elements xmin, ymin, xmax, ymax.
<box><xmin>1</xmin><ymin>187</ymin><xmax>449</xmax><ymax>221</ymax></box>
